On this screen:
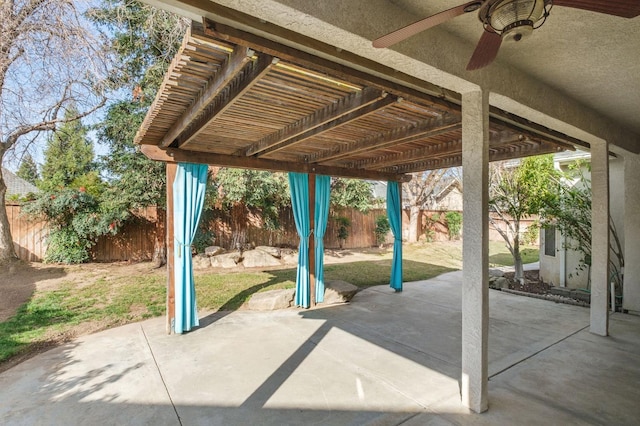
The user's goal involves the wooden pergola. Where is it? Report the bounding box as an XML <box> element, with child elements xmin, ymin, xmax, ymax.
<box><xmin>134</xmin><ymin>19</ymin><xmax>581</xmax><ymax>332</ymax></box>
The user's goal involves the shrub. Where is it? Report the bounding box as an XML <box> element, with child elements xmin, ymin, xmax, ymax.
<box><xmin>445</xmin><ymin>211</ymin><xmax>462</xmax><ymax>240</ymax></box>
<box><xmin>335</xmin><ymin>216</ymin><xmax>351</xmax><ymax>249</ymax></box>
<box><xmin>521</xmin><ymin>221</ymin><xmax>539</xmax><ymax>246</ymax></box>
<box><xmin>374</xmin><ymin>215</ymin><xmax>390</xmax><ymax>247</ymax></box>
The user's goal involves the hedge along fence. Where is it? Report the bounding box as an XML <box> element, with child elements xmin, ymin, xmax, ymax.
<box><xmin>8</xmin><ymin>203</ymin><xmax>538</xmax><ymax>262</ymax></box>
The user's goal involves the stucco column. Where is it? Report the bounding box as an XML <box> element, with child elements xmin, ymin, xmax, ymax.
<box><xmin>590</xmin><ymin>139</ymin><xmax>609</xmax><ymax>336</ymax></box>
<box><xmin>623</xmin><ymin>153</ymin><xmax>640</xmax><ymax>314</ymax></box>
<box><xmin>461</xmin><ymin>89</ymin><xmax>489</xmax><ymax>413</ymax></box>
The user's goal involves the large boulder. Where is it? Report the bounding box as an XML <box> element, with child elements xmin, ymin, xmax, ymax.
<box><xmin>323</xmin><ymin>280</ymin><xmax>359</xmax><ymax>305</ymax></box>
<box><xmin>247</xmin><ymin>289</ymin><xmax>295</xmax><ymax>310</ymax></box>
<box><xmin>205</xmin><ymin>246</ymin><xmax>224</xmax><ymax>256</ymax></box>
<box><xmin>255</xmin><ymin>246</ymin><xmax>281</xmax><ymax>258</ymax></box>
<box><xmin>192</xmin><ymin>254</ymin><xmax>211</xmax><ymax>270</ymax></box>
<box><xmin>211</xmin><ymin>252</ymin><xmax>242</xmax><ymax>268</ymax></box>
<box><xmin>282</xmin><ymin>252</ymin><xmax>298</xmax><ymax>265</ymax></box>
<box><xmin>242</xmin><ymin>249</ymin><xmax>282</xmax><ymax>268</ymax></box>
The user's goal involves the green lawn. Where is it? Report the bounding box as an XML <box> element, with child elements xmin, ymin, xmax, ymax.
<box><xmin>0</xmin><ymin>241</ymin><xmax>538</xmax><ymax>366</ymax></box>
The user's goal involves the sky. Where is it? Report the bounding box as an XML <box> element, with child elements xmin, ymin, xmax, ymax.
<box><xmin>1</xmin><ymin>0</ymin><xmax>121</xmax><ymax>174</ymax></box>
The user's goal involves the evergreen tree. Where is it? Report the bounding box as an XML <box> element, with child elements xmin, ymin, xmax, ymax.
<box><xmin>39</xmin><ymin>106</ymin><xmax>100</xmax><ymax>194</ymax></box>
<box><xmin>16</xmin><ymin>154</ymin><xmax>39</xmax><ymax>186</ymax></box>
<box><xmin>89</xmin><ymin>1</ymin><xmax>189</xmax><ymax>211</ymax></box>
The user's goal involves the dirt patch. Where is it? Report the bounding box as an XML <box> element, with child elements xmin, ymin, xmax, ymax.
<box><xmin>504</xmin><ymin>270</ymin><xmax>551</xmax><ymax>294</ymax></box>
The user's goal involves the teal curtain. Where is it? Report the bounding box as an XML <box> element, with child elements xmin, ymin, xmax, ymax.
<box><xmin>387</xmin><ymin>181</ymin><xmax>403</xmax><ymax>292</ymax></box>
<box><xmin>173</xmin><ymin>163</ymin><xmax>208</xmax><ymax>333</ymax></box>
<box><xmin>314</xmin><ymin>175</ymin><xmax>331</xmax><ymax>303</ymax></box>
<box><xmin>289</xmin><ymin>172</ymin><xmax>311</xmax><ymax>308</ymax></box>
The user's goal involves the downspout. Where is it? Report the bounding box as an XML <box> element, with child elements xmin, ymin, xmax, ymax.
<box><xmin>560</xmin><ymin>231</ymin><xmax>566</xmax><ymax>287</ymax></box>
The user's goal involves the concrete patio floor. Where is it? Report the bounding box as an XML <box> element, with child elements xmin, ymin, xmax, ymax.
<box><xmin>2</xmin><ymin>270</ymin><xmax>640</xmax><ymax>425</ymax></box>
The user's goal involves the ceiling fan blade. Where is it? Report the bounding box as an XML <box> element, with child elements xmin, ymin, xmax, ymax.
<box><xmin>372</xmin><ymin>1</ymin><xmax>484</xmax><ymax>48</ymax></box>
<box><xmin>466</xmin><ymin>28</ymin><xmax>502</xmax><ymax>71</ymax></box>
<box><xmin>553</xmin><ymin>0</ymin><xmax>640</xmax><ymax>18</ymax></box>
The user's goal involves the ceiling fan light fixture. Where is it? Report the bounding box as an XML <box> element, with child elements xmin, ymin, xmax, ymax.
<box><xmin>480</xmin><ymin>0</ymin><xmax>550</xmax><ymax>41</ymax></box>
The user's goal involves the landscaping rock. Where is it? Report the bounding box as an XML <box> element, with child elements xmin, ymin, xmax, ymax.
<box><xmin>255</xmin><ymin>246</ymin><xmax>281</xmax><ymax>258</ymax></box>
<box><xmin>489</xmin><ymin>268</ymin><xmax>505</xmax><ymax>278</ymax></box>
<box><xmin>247</xmin><ymin>288</ymin><xmax>295</xmax><ymax>310</ymax></box>
<box><xmin>282</xmin><ymin>253</ymin><xmax>298</xmax><ymax>265</ymax></box>
<box><xmin>549</xmin><ymin>287</ymin><xmax>573</xmax><ymax>298</ymax></box>
<box><xmin>323</xmin><ymin>280</ymin><xmax>358</xmax><ymax>304</ymax></box>
<box><xmin>211</xmin><ymin>253</ymin><xmax>241</xmax><ymax>268</ymax></box>
<box><xmin>573</xmin><ymin>290</ymin><xmax>591</xmax><ymax>303</ymax></box>
<box><xmin>494</xmin><ymin>277</ymin><xmax>510</xmax><ymax>290</ymax></box>
<box><xmin>192</xmin><ymin>254</ymin><xmax>211</xmax><ymax>270</ymax></box>
<box><xmin>242</xmin><ymin>249</ymin><xmax>282</xmax><ymax>268</ymax></box>
<box><xmin>205</xmin><ymin>246</ymin><xmax>224</xmax><ymax>256</ymax></box>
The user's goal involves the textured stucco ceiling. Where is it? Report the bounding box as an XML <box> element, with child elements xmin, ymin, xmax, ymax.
<box><xmin>388</xmin><ymin>0</ymin><xmax>640</xmax><ymax>135</ymax></box>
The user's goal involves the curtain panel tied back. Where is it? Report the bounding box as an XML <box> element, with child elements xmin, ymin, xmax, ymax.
<box><xmin>289</xmin><ymin>172</ymin><xmax>311</xmax><ymax>308</ymax></box>
<box><xmin>387</xmin><ymin>181</ymin><xmax>403</xmax><ymax>292</ymax></box>
<box><xmin>314</xmin><ymin>175</ymin><xmax>331</xmax><ymax>303</ymax></box>
<box><xmin>173</xmin><ymin>163</ymin><xmax>208</xmax><ymax>334</ymax></box>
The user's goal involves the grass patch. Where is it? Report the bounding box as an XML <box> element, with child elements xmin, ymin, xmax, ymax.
<box><xmin>488</xmin><ymin>241</ymin><xmax>539</xmax><ymax>267</ymax></box>
<box><xmin>0</xmin><ymin>276</ymin><xmax>166</xmax><ymax>364</ymax></box>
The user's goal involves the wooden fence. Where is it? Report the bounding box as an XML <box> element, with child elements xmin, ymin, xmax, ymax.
<box><xmin>6</xmin><ymin>203</ymin><xmax>48</xmax><ymax>262</ymax></box>
<box><xmin>91</xmin><ymin>207</ymin><xmax>165</xmax><ymax>262</ymax></box>
<box><xmin>8</xmin><ymin>203</ymin><xmax>538</xmax><ymax>262</ymax></box>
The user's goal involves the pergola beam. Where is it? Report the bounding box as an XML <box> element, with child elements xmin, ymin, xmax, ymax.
<box><xmin>242</xmin><ymin>87</ymin><xmax>386</xmax><ymax>157</ymax></box>
<box><xmin>355</xmin><ymin>139</ymin><xmax>462</xmax><ymax>170</ymax></box>
<box><xmin>252</xmin><ymin>92</ymin><xmax>398</xmax><ymax>158</ymax></box>
<box><xmin>159</xmin><ymin>44</ymin><xmax>255</xmax><ymax>148</ymax></box>
<box><xmin>178</xmin><ymin>53</ymin><xmax>279</xmax><ymax>148</ymax></box>
<box><xmin>141</xmin><ymin>144</ymin><xmax>411</xmax><ymax>182</ymax></box>
<box><xmin>382</xmin><ymin>140</ymin><xmax>566</xmax><ymax>173</ymax></box>
<box><xmin>307</xmin><ymin>115</ymin><xmax>462</xmax><ymax>164</ymax></box>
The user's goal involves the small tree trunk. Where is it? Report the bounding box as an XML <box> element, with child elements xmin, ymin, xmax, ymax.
<box><xmin>408</xmin><ymin>204</ymin><xmax>420</xmax><ymax>243</ymax></box>
<box><xmin>231</xmin><ymin>203</ymin><xmax>247</xmax><ymax>250</ymax></box>
<box><xmin>0</xmin><ymin>172</ymin><xmax>18</xmax><ymax>262</ymax></box>
<box><xmin>513</xmin><ymin>236</ymin><xmax>525</xmax><ymax>284</ymax></box>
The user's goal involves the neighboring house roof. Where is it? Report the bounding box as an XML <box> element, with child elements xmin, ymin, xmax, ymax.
<box><xmin>2</xmin><ymin>167</ymin><xmax>38</xmax><ymax>197</ymax></box>
<box><xmin>553</xmin><ymin>149</ymin><xmax>591</xmax><ymax>165</ymax></box>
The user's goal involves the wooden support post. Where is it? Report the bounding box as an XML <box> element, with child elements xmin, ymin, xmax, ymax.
<box><xmin>166</xmin><ymin>163</ymin><xmax>177</xmax><ymax>334</ymax></box>
<box><xmin>309</xmin><ymin>173</ymin><xmax>316</xmax><ymax>306</ymax></box>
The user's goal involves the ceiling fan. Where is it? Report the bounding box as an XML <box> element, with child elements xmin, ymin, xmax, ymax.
<box><xmin>372</xmin><ymin>0</ymin><xmax>640</xmax><ymax>71</ymax></box>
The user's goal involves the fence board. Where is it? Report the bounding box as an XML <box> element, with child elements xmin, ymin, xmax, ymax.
<box><xmin>6</xmin><ymin>203</ymin><xmax>47</xmax><ymax>262</ymax></box>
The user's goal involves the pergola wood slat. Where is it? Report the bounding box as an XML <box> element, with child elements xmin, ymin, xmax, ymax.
<box><xmin>159</xmin><ymin>45</ymin><xmax>255</xmax><ymax>148</ymax></box>
<box><xmin>256</xmin><ymin>93</ymin><xmax>398</xmax><ymax>158</ymax></box>
<box><xmin>242</xmin><ymin>87</ymin><xmax>385</xmax><ymax>156</ymax></box>
<box><xmin>308</xmin><ymin>114</ymin><xmax>462</xmax><ymax>164</ymax></box>
<box><xmin>179</xmin><ymin>53</ymin><xmax>279</xmax><ymax>148</ymax></box>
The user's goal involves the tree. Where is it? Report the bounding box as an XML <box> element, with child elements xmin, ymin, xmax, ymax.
<box><xmin>405</xmin><ymin>170</ymin><xmax>448</xmax><ymax>242</ymax></box>
<box><xmin>0</xmin><ymin>0</ymin><xmax>110</xmax><ymax>261</ymax></box>
<box><xmin>489</xmin><ymin>155</ymin><xmax>560</xmax><ymax>283</ymax></box>
<box><xmin>89</xmin><ymin>1</ymin><xmax>189</xmax><ymax>212</ymax></box>
<box><xmin>16</xmin><ymin>153</ymin><xmax>39</xmax><ymax>185</ymax></box>
<box><xmin>215</xmin><ymin>169</ymin><xmax>290</xmax><ymax>248</ymax></box>
<box><xmin>330</xmin><ymin>178</ymin><xmax>374</xmax><ymax>213</ymax></box>
<box><xmin>39</xmin><ymin>106</ymin><xmax>100</xmax><ymax>194</ymax></box>
<box><xmin>541</xmin><ymin>162</ymin><xmax>624</xmax><ymax>292</ymax></box>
